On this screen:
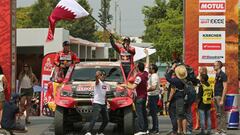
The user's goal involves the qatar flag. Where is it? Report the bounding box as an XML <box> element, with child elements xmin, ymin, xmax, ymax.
<box><xmin>46</xmin><ymin>0</ymin><xmax>89</xmax><ymax>42</ymax></box>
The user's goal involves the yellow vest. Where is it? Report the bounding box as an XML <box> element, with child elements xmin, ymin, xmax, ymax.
<box><xmin>202</xmin><ymin>84</ymin><xmax>213</xmax><ymax>104</ymax></box>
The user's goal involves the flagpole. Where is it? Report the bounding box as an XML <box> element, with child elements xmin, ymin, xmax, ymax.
<box><xmin>89</xmin><ymin>15</ymin><xmax>118</xmax><ymax>40</ymax></box>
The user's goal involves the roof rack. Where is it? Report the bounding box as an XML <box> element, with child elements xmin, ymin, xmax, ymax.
<box><xmin>80</xmin><ymin>58</ymin><xmax>118</xmax><ymax>62</ymax></box>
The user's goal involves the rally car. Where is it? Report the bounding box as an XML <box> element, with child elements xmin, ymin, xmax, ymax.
<box><xmin>46</xmin><ymin>60</ymin><xmax>136</xmax><ymax>135</ymax></box>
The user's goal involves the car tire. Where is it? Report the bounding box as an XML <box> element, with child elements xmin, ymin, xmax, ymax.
<box><xmin>123</xmin><ymin>106</ymin><xmax>134</xmax><ymax>135</ymax></box>
<box><xmin>54</xmin><ymin>106</ymin><xmax>67</xmax><ymax>135</ymax></box>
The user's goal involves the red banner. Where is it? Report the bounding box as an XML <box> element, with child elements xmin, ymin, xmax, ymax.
<box><xmin>40</xmin><ymin>53</ymin><xmax>56</xmax><ymax>116</ymax></box>
<box><xmin>0</xmin><ymin>0</ymin><xmax>13</xmax><ymax>101</ymax></box>
<box><xmin>185</xmin><ymin>0</ymin><xmax>238</xmax><ymax>94</ymax></box>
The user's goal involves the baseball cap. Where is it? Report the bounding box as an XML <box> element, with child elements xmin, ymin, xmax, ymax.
<box><xmin>63</xmin><ymin>41</ymin><xmax>70</xmax><ymax>46</ymax></box>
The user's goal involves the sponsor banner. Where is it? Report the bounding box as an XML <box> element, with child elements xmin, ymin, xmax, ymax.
<box><xmin>202</xmin><ymin>43</ymin><xmax>221</xmax><ymax>50</ymax></box>
<box><xmin>199</xmin><ymin>0</ymin><xmax>226</xmax><ymax>12</ymax></box>
<box><xmin>40</xmin><ymin>53</ymin><xmax>56</xmax><ymax>116</ymax></box>
<box><xmin>199</xmin><ymin>16</ymin><xmax>225</xmax><ymax>28</ymax></box>
<box><xmin>199</xmin><ymin>31</ymin><xmax>225</xmax><ymax>63</ymax></box>
<box><xmin>0</xmin><ymin>0</ymin><xmax>12</xmax><ymax>101</ymax></box>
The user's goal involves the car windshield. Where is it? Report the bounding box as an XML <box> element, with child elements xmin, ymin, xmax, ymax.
<box><xmin>71</xmin><ymin>67</ymin><xmax>124</xmax><ymax>82</ymax></box>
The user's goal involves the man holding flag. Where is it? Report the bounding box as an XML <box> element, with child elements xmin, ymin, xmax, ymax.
<box><xmin>109</xmin><ymin>35</ymin><xmax>136</xmax><ymax>78</ymax></box>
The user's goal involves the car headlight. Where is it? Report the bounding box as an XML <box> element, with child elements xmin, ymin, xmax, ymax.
<box><xmin>60</xmin><ymin>90</ymin><xmax>73</xmax><ymax>97</ymax></box>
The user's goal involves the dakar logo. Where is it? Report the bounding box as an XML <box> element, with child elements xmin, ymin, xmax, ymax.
<box><xmin>44</xmin><ymin>58</ymin><xmax>53</xmax><ymax>72</ymax></box>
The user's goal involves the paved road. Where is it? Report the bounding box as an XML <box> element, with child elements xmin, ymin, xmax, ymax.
<box><xmin>0</xmin><ymin>116</ymin><xmax>239</xmax><ymax>135</ymax></box>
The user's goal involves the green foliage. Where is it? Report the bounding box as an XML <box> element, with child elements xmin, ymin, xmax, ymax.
<box><xmin>17</xmin><ymin>0</ymin><xmax>97</xmax><ymax>41</ymax></box>
<box><xmin>98</xmin><ymin>0</ymin><xmax>112</xmax><ymax>27</ymax></box>
<box><xmin>143</xmin><ymin>0</ymin><xmax>183</xmax><ymax>63</ymax></box>
<box><xmin>16</xmin><ymin>7</ymin><xmax>32</xmax><ymax>28</ymax></box>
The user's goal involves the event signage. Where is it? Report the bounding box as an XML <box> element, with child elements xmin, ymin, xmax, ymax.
<box><xmin>199</xmin><ymin>31</ymin><xmax>225</xmax><ymax>63</ymax></box>
<box><xmin>199</xmin><ymin>0</ymin><xmax>226</xmax><ymax>12</ymax></box>
<box><xmin>199</xmin><ymin>15</ymin><xmax>225</xmax><ymax>28</ymax></box>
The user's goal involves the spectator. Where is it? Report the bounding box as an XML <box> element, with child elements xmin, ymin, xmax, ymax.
<box><xmin>0</xmin><ymin>65</ymin><xmax>7</xmax><ymax>128</ymax></box>
<box><xmin>18</xmin><ymin>64</ymin><xmax>38</xmax><ymax>124</ymax></box>
<box><xmin>109</xmin><ymin>34</ymin><xmax>135</xmax><ymax>78</ymax></box>
<box><xmin>166</xmin><ymin>84</ymin><xmax>178</xmax><ymax>135</ymax></box>
<box><xmin>144</xmin><ymin>49</ymin><xmax>160</xmax><ymax>134</ymax></box>
<box><xmin>165</xmin><ymin>64</ymin><xmax>187</xmax><ymax>135</ymax></box>
<box><xmin>121</xmin><ymin>62</ymin><xmax>148</xmax><ymax>135</ymax></box>
<box><xmin>1</xmin><ymin>93</ymin><xmax>26</xmax><ymax>135</ymax></box>
<box><xmin>197</xmin><ymin>74</ymin><xmax>213</xmax><ymax>135</ymax></box>
<box><xmin>199</xmin><ymin>67</ymin><xmax>208</xmax><ymax>76</ymax></box>
<box><xmin>54</xmin><ymin>41</ymin><xmax>79</xmax><ymax>77</ymax></box>
<box><xmin>85</xmin><ymin>70</ymin><xmax>109</xmax><ymax>135</ymax></box>
<box><xmin>213</xmin><ymin>61</ymin><xmax>227</xmax><ymax>135</ymax></box>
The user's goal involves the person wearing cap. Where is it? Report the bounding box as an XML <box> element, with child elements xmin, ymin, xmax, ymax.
<box><xmin>54</xmin><ymin>41</ymin><xmax>79</xmax><ymax>77</ymax></box>
<box><xmin>165</xmin><ymin>64</ymin><xmax>188</xmax><ymax>135</ymax></box>
<box><xmin>85</xmin><ymin>70</ymin><xmax>110</xmax><ymax>135</ymax></box>
<box><xmin>1</xmin><ymin>94</ymin><xmax>26</xmax><ymax>134</ymax></box>
<box><xmin>109</xmin><ymin>34</ymin><xmax>135</xmax><ymax>78</ymax></box>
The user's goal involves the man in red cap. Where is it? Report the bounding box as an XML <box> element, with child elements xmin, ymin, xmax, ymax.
<box><xmin>54</xmin><ymin>41</ymin><xmax>79</xmax><ymax>77</ymax></box>
<box><xmin>109</xmin><ymin>35</ymin><xmax>135</xmax><ymax>78</ymax></box>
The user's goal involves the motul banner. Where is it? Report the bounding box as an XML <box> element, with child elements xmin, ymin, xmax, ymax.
<box><xmin>40</xmin><ymin>53</ymin><xmax>56</xmax><ymax>116</ymax></box>
<box><xmin>199</xmin><ymin>0</ymin><xmax>226</xmax><ymax>12</ymax></box>
<box><xmin>185</xmin><ymin>0</ymin><xmax>238</xmax><ymax>129</ymax></box>
<box><xmin>185</xmin><ymin>0</ymin><xmax>238</xmax><ymax>94</ymax></box>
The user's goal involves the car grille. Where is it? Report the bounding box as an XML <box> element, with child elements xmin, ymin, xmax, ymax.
<box><xmin>72</xmin><ymin>91</ymin><xmax>114</xmax><ymax>98</ymax></box>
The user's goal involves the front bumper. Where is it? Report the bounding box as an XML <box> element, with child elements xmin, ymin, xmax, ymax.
<box><xmin>55</xmin><ymin>96</ymin><xmax>133</xmax><ymax>110</ymax></box>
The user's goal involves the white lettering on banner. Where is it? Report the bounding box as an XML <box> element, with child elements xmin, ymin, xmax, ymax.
<box><xmin>202</xmin><ymin>43</ymin><xmax>222</xmax><ymax>50</ymax></box>
<box><xmin>199</xmin><ymin>0</ymin><xmax>226</xmax><ymax>12</ymax></box>
<box><xmin>199</xmin><ymin>31</ymin><xmax>225</xmax><ymax>63</ymax></box>
<box><xmin>199</xmin><ymin>16</ymin><xmax>225</xmax><ymax>28</ymax></box>
<box><xmin>60</xmin><ymin>54</ymin><xmax>72</xmax><ymax>61</ymax></box>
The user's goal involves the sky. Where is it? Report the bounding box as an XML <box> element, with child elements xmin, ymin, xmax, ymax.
<box><xmin>17</xmin><ymin>0</ymin><xmax>155</xmax><ymax>37</ymax></box>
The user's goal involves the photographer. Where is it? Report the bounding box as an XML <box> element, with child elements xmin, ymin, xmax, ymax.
<box><xmin>165</xmin><ymin>64</ymin><xmax>187</xmax><ymax>135</ymax></box>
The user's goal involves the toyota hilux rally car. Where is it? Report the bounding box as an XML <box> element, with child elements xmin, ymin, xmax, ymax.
<box><xmin>46</xmin><ymin>60</ymin><xmax>136</xmax><ymax>135</ymax></box>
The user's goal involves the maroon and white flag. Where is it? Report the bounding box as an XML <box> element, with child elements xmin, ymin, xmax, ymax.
<box><xmin>46</xmin><ymin>0</ymin><xmax>89</xmax><ymax>42</ymax></box>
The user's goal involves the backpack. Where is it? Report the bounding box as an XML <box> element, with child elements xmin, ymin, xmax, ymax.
<box><xmin>182</xmin><ymin>80</ymin><xmax>196</xmax><ymax>105</ymax></box>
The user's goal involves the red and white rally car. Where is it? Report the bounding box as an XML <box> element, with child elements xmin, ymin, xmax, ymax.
<box><xmin>46</xmin><ymin>59</ymin><xmax>136</xmax><ymax>135</ymax></box>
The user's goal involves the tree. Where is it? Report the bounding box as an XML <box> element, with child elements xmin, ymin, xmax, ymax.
<box><xmin>142</xmin><ymin>0</ymin><xmax>183</xmax><ymax>63</ymax></box>
<box><xmin>16</xmin><ymin>7</ymin><xmax>32</xmax><ymax>28</ymax></box>
<box><xmin>98</xmin><ymin>0</ymin><xmax>112</xmax><ymax>42</ymax></box>
<box><xmin>17</xmin><ymin>0</ymin><xmax>97</xmax><ymax>41</ymax></box>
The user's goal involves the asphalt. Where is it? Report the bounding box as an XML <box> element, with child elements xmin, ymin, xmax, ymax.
<box><xmin>0</xmin><ymin>116</ymin><xmax>239</xmax><ymax>135</ymax></box>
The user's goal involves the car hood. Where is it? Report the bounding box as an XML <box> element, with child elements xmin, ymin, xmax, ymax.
<box><xmin>71</xmin><ymin>81</ymin><xmax>118</xmax><ymax>91</ymax></box>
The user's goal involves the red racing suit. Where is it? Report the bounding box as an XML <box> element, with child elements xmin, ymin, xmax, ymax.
<box><xmin>110</xmin><ymin>37</ymin><xmax>135</xmax><ymax>78</ymax></box>
<box><xmin>54</xmin><ymin>51</ymin><xmax>79</xmax><ymax>78</ymax></box>
<box><xmin>54</xmin><ymin>50</ymin><xmax>79</xmax><ymax>67</ymax></box>
<box><xmin>110</xmin><ymin>37</ymin><xmax>135</xmax><ymax>71</ymax></box>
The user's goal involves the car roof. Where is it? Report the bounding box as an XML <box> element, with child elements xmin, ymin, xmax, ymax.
<box><xmin>75</xmin><ymin>61</ymin><xmax>121</xmax><ymax>68</ymax></box>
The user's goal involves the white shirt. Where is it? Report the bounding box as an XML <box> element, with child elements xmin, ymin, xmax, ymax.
<box><xmin>0</xmin><ymin>75</ymin><xmax>4</xmax><ymax>92</ymax></box>
<box><xmin>148</xmin><ymin>73</ymin><xmax>160</xmax><ymax>96</ymax></box>
<box><xmin>93</xmin><ymin>80</ymin><xmax>109</xmax><ymax>105</ymax></box>
<box><xmin>20</xmin><ymin>75</ymin><xmax>32</xmax><ymax>89</ymax></box>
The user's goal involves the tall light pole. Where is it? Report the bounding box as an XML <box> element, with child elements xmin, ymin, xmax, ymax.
<box><xmin>114</xmin><ymin>0</ymin><xmax>118</xmax><ymax>33</ymax></box>
<box><xmin>118</xmin><ymin>5</ymin><xmax>121</xmax><ymax>35</ymax></box>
